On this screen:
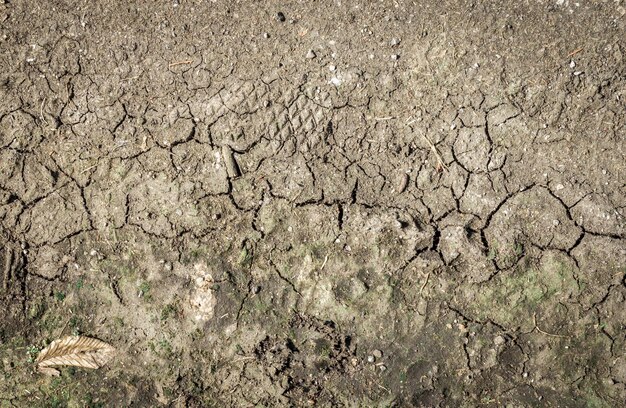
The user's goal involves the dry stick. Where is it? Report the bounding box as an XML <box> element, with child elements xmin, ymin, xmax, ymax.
<box><xmin>422</xmin><ymin>134</ymin><xmax>449</xmax><ymax>171</ymax></box>
<box><xmin>377</xmin><ymin>383</ymin><xmax>391</xmax><ymax>393</ymax></box>
<box><xmin>40</xmin><ymin>97</ymin><xmax>49</xmax><ymax>127</ymax></box>
<box><xmin>406</xmin><ymin>118</ymin><xmax>448</xmax><ymax>171</ymax></box>
<box><xmin>24</xmin><ymin>389</ymin><xmax>40</xmax><ymax>400</ymax></box>
<box><xmin>566</xmin><ymin>48</ymin><xmax>583</xmax><ymax>58</ymax></box>
<box><xmin>79</xmin><ymin>164</ymin><xmax>98</xmax><ymax>174</ymax></box>
<box><xmin>232</xmin><ymin>356</ymin><xmax>255</xmax><ymax>364</ymax></box>
<box><xmin>533</xmin><ymin>314</ymin><xmax>569</xmax><ymax>338</ymax></box>
<box><xmin>168</xmin><ymin>59</ymin><xmax>193</xmax><ymax>67</ymax></box>
<box><xmin>320</xmin><ymin>254</ymin><xmax>329</xmax><ymax>270</ymax></box>
<box><xmin>420</xmin><ymin>273</ymin><xmax>430</xmax><ymax>296</ymax></box>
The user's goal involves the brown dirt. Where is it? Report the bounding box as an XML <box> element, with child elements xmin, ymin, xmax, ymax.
<box><xmin>1</xmin><ymin>1</ymin><xmax>625</xmax><ymax>407</ymax></box>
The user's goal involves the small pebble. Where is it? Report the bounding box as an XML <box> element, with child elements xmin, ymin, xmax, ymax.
<box><xmin>276</xmin><ymin>12</ymin><xmax>286</xmax><ymax>22</ymax></box>
<box><xmin>379</xmin><ymin>365</ymin><xmax>387</xmax><ymax>372</ymax></box>
<box><xmin>391</xmin><ymin>54</ymin><xmax>400</xmax><ymax>60</ymax></box>
<box><xmin>494</xmin><ymin>335</ymin><xmax>505</xmax><ymax>346</ymax></box>
<box><xmin>569</xmin><ymin>60</ymin><xmax>575</xmax><ymax>69</ymax></box>
<box><xmin>305</xmin><ymin>49</ymin><xmax>316</xmax><ymax>59</ymax></box>
<box><xmin>222</xmin><ymin>145</ymin><xmax>241</xmax><ymax>178</ymax></box>
<box><xmin>396</xmin><ymin>173</ymin><xmax>409</xmax><ymax>193</ymax></box>
<box><xmin>367</xmin><ymin>355</ymin><xmax>375</xmax><ymax>363</ymax></box>
<box><xmin>253</xmin><ymin>286</ymin><xmax>261</xmax><ymax>294</ymax></box>
<box><xmin>390</xmin><ymin>37</ymin><xmax>401</xmax><ymax>46</ymax></box>
<box><xmin>328</xmin><ymin>64</ymin><xmax>336</xmax><ymax>71</ymax></box>
<box><xmin>372</xmin><ymin>349</ymin><xmax>383</xmax><ymax>359</ymax></box>
<box><xmin>263</xmin><ymin>32</ymin><xmax>270</xmax><ymax>39</ymax></box>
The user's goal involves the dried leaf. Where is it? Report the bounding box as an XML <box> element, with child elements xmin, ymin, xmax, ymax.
<box><xmin>36</xmin><ymin>336</ymin><xmax>115</xmax><ymax>376</ymax></box>
<box><xmin>37</xmin><ymin>366</ymin><xmax>62</xmax><ymax>377</ymax></box>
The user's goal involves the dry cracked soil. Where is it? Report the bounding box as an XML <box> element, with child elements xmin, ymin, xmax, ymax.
<box><xmin>1</xmin><ymin>1</ymin><xmax>626</xmax><ymax>407</ymax></box>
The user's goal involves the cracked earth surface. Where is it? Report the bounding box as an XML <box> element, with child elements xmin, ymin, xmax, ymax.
<box><xmin>1</xmin><ymin>1</ymin><xmax>625</xmax><ymax>407</ymax></box>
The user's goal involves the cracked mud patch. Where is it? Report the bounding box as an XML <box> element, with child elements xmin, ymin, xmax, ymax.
<box><xmin>1</xmin><ymin>1</ymin><xmax>625</xmax><ymax>407</ymax></box>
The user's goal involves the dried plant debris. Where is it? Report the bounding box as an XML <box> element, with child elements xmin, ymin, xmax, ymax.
<box><xmin>35</xmin><ymin>336</ymin><xmax>115</xmax><ymax>376</ymax></box>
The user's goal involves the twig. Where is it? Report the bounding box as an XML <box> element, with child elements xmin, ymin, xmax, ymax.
<box><xmin>533</xmin><ymin>314</ymin><xmax>569</xmax><ymax>338</ymax></box>
<box><xmin>320</xmin><ymin>254</ymin><xmax>329</xmax><ymax>270</ymax></box>
<box><xmin>79</xmin><ymin>164</ymin><xmax>98</xmax><ymax>174</ymax></box>
<box><xmin>377</xmin><ymin>383</ymin><xmax>391</xmax><ymax>393</ymax></box>
<box><xmin>422</xmin><ymin>134</ymin><xmax>448</xmax><ymax>171</ymax></box>
<box><xmin>420</xmin><ymin>273</ymin><xmax>430</xmax><ymax>295</ymax></box>
<box><xmin>232</xmin><ymin>356</ymin><xmax>255</xmax><ymax>363</ymax></box>
<box><xmin>40</xmin><ymin>97</ymin><xmax>49</xmax><ymax>127</ymax></box>
<box><xmin>168</xmin><ymin>59</ymin><xmax>193</xmax><ymax>67</ymax></box>
<box><xmin>566</xmin><ymin>48</ymin><xmax>583</xmax><ymax>58</ymax></box>
<box><xmin>407</xmin><ymin>117</ymin><xmax>447</xmax><ymax>171</ymax></box>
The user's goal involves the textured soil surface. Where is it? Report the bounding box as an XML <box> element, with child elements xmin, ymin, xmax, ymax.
<box><xmin>1</xmin><ymin>1</ymin><xmax>625</xmax><ymax>407</ymax></box>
